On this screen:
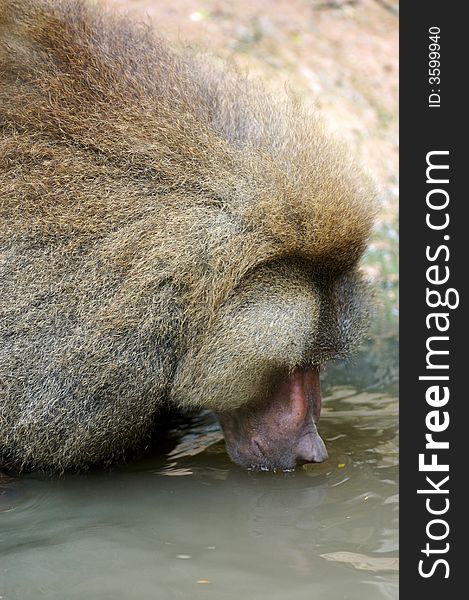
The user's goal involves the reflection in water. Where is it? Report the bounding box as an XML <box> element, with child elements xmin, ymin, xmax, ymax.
<box><xmin>0</xmin><ymin>344</ymin><xmax>398</xmax><ymax>600</ymax></box>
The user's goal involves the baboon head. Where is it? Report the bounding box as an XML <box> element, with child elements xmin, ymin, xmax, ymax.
<box><xmin>172</xmin><ymin>260</ymin><xmax>373</xmax><ymax>471</ymax></box>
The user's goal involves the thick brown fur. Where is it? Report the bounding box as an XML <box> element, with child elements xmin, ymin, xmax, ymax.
<box><xmin>0</xmin><ymin>0</ymin><xmax>376</xmax><ymax>472</ymax></box>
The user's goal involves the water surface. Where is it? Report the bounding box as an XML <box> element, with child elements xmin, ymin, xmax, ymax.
<box><xmin>0</xmin><ymin>340</ymin><xmax>398</xmax><ymax>600</ymax></box>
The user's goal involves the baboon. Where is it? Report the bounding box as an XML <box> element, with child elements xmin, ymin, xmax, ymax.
<box><xmin>0</xmin><ymin>0</ymin><xmax>375</xmax><ymax>473</ymax></box>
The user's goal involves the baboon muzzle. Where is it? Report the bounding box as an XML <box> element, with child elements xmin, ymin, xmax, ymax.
<box><xmin>216</xmin><ymin>368</ymin><xmax>328</xmax><ymax>471</ymax></box>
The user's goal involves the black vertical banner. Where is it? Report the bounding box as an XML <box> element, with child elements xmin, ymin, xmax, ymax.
<box><xmin>401</xmin><ymin>2</ymin><xmax>465</xmax><ymax>595</ymax></box>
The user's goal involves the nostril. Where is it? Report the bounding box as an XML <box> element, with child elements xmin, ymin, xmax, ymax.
<box><xmin>295</xmin><ymin>433</ymin><xmax>328</xmax><ymax>464</ymax></box>
<box><xmin>251</xmin><ymin>438</ymin><xmax>264</xmax><ymax>458</ymax></box>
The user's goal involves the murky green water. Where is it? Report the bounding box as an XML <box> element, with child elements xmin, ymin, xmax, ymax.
<box><xmin>0</xmin><ymin>332</ymin><xmax>398</xmax><ymax>600</ymax></box>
